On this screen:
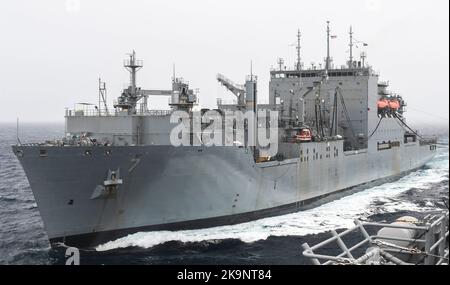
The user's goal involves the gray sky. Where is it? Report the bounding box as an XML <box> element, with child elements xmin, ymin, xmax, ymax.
<box><xmin>0</xmin><ymin>0</ymin><xmax>448</xmax><ymax>126</ymax></box>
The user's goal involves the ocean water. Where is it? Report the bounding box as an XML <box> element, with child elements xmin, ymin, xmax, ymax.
<box><xmin>0</xmin><ymin>123</ymin><xmax>448</xmax><ymax>265</ymax></box>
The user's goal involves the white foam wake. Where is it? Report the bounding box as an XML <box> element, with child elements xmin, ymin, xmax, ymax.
<box><xmin>97</xmin><ymin>149</ymin><xmax>449</xmax><ymax>251</ymax></box>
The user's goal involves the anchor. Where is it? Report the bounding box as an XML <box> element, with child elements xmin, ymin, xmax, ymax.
<box><xmin>90</xmin><ymin>169</ymin><xmax>123</xmax><ymax>199</ymax></box>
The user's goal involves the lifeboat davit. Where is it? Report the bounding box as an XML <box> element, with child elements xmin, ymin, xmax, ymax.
<box><xmin>388</xmin><ymin>99</ymin><xmax>400</xmax><ymax>110</ymax></box>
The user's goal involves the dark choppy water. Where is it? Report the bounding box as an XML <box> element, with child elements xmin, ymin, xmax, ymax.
<box><xmin>0</xmin><ymin>123</ymin><xmax>448</xmax><ymax>265</ymax></box>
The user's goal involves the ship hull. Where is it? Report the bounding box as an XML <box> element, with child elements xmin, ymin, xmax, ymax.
<box><xmin>12</xmin><ymin>140</ymin><xmax>435</xmax><ymax>248</ymax></box>
<box><xmin>47</xmin><ymin>164</ymin><xmax>429</xmax><ymax>247</ymax></box>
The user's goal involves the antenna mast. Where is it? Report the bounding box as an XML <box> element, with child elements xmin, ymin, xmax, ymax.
<box><xmin>361</xmin><ymin>51</ymin><xmax>367</xmax><ymax>68</ymax></box>
<box><xmin>325</xmin><ymin>21</ymin><xmax>331</xmax><ymax>77</ymax></box>
<box><xmin>296</xmin><ymin>29</ymin><xmax>303</xmax><ymax>89</ymax></box>
<box><xmin>172</xmin><ymin>63</ymin><xmax>176</xmax><ymax>82</ymax></box>
<box><xmin>277</xmin><ymin>58</ymin><xmax>284</xmax><ymax>71</ymax></box>
<box><xmin>296</xmin><ymin>29</ymin><xmax>301</xmax><ymax>71</ymax></box>
<box><xmin>124</xmin><ymin>50</ymin><xmax>143</xmax><ymax>95</ymax></box>
<box><xmin>349</xmin><ymin>26</ymin><xmax>353</xmax><ymax>68</ymax></box>
<box><xmin>115</xmin><ymin>50</ymin><xmax>143</xmax><ymax>113</ymax></box>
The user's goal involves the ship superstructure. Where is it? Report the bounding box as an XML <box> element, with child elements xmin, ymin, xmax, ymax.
<box><xmin>12</xmin><ymin>23</ymin><xmax>436</xmax><ymax>247</ymax></box>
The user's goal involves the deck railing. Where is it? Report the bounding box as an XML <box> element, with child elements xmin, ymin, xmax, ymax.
<box><xmin>302</xmin><ymin>211</ymin><xmax>449</xmax><ymax>265</ymax></box>
<box><xmin>65</xmin><ymin>109</ymin><xmax>172</xmax><ymax>117</ymax></box>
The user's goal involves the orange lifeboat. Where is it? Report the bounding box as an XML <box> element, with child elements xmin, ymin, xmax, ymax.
<box><xmin>294</xmin><ymin>128</ymin><xmax>312</xmax><ymax>142</ymax></box>
<box><xmin>388</xmin><ymin>99</ymin><xmax>400</xmax><ymax>110</ymax></box>
<box><xmin>377</xmin><ymin>99</ymin><xmax>389</xmax><ymax>109</ymax></box>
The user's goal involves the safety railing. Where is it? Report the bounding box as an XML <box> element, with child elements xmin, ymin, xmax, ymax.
<box><xmin>65</xmin><ymin>109</ymin><xmax>172</xmax><ymax>117</ymax></box>
<box><xmin>302</xmin><ymin>211</ymin><xmax>449</xmax><ymax>265</ymax></box>
<box><xmin>123</xmin><ymin>59</ymin><xmax>143</xmax><ymax>67</ymax></box>
<box><xmin>217</xmin><ymin>98</ymin><xmax>238</xmax><ymax>106</ymax></box>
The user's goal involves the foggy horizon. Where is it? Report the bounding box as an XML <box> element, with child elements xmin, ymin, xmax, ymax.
<box><xmin>0</xmin><ymin>0</ymin><xmax>448</xmax><ymax>126</ymax></box>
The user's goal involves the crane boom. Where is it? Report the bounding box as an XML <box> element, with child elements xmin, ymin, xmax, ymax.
<box><xmin>216</xmin><ymin>73</ymin><xmax>245</xmax><ymax>98</ymax></box>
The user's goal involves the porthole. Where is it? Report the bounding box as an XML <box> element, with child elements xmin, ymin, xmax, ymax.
<box><xmin>84</xmin><ymin>150</ymin><xmax>92</xmax><ymax>156</ymax></box>
<box><xmin>39</xmin><ymin>149</ymin><xmax>47</xmax><ymax>157</ymax></box>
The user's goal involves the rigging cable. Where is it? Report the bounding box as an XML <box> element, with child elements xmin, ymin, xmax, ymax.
<box><xmin>337</xmin><ymin>87</ymin><xmax>357</xmax><ymax>148</ymax></box>
<box><xmin>338</xmin><ymin>91</ymin><xmax>356</xmax><ymax>139</ymax></box>
<box><xmin>393</xmin><ymin>113</ymin><xmax>431</xmax><ymax>143</ymax></box>
<box><xmin>394</xmin><ymin>113</ymin><xmax>448</xmax><ymax>147</ymax></box>
<box><xmin>407</xmin><ymin>106</ymin><xmax>449</xmax><ymax>122</ymax></box>
<box><xmin>329</xmin><ymin>88</ymin><xmax>338</xmax><ymax>137</ymax></box>
<box><xmin>368</xmin><ymin>116</ymin><xmax>383</xmax><ymax>139</ymax></box>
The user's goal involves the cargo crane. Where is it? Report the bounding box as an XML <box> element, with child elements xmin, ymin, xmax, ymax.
<box><xmin>216</xmin><ymin>73</ymin><xmax>246</xmax><ymax>107</ymax></box>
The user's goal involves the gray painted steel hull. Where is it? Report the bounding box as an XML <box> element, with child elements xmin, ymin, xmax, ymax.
<box><xmin>12</xmin><ymin>140</ymin><xmax>435</xmax><ymax>247</ymax></box>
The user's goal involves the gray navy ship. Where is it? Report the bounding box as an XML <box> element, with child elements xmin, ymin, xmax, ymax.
<box><xmin>12</xmin><ymin>24</ymin><xmax>437</xmax><ymax>247</ymax></box>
